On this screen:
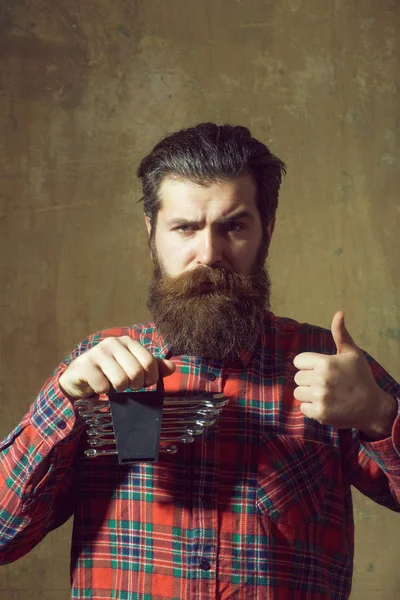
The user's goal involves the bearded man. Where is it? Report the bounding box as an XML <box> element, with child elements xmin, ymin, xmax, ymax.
<box><xmin>1</xmin><ymin>123</ymin><xmax>399</xmax><ymax>600</ymax></box>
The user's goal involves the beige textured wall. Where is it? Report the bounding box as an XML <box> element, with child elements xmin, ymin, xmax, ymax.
<box><xmin>1</xmin><ymin>1</ymin><xmax>399</xmax><ymax>598</ymax></box>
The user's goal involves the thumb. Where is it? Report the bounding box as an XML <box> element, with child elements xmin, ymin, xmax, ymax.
<box><xmin>331</xmin><ymin>311</ymin><xmax>358</xmax><ymax>354</ymax></box>
<box><xmin>157</xmin><ymin>358</ymin><xmax>176</xmax><ymax>377</ymax></box>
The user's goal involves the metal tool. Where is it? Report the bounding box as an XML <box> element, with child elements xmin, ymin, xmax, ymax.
<box><xmin>74</xmin><ymin>379</ymin><xmax>229</xmax><ymax>464</ymax></box>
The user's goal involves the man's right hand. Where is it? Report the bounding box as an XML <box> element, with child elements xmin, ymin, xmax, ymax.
<box><xmin>58</xmin><ymin>336</ymin><xmax>176</xmax><ymax>400</ymax></box>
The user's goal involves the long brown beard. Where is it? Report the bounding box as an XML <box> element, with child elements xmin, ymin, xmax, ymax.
<box><xmin>147</xmin><ymin>254</ymin><xmax>271</xmax><ymax>360</ymax></box>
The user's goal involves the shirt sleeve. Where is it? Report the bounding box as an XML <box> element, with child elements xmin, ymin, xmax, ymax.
<box><xmin>340</xmin><ymin>349</ymin><xmax>400</xmax><ymax>511</ymax></box>
<box><xmin>0</xmin><ymin>326</ymin><xmax>135</xmax><ymax>564</ymax></box>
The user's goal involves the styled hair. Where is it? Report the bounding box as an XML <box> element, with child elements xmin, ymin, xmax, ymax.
<box><xmin>137</xmin><ymin>122</ymin><xmax>286</xmax><ymax>234</ymax></box>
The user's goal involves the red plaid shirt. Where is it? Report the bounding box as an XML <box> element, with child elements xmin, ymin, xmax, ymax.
<box><xmin>1</xmin><ymin>312</ymin><xmax>400</xmax><ymax>599</ymax></box>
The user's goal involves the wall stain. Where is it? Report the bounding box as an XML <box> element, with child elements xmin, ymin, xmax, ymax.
<box><xmin>382</xmin><ymin>328</ymin><xmax>400</xmax><ymax>340</ymax></box>
<box><xmin>337</xmin><ymin>171</ymin><xmax>353</xmax><ymax>201</ymax></box>
<box><xmin>0</xmin><ymin>35</ymin><xmax>89</xmax><ymax>109</ymax></box>
<box><xmin>343</xmin><ymin>108</ymin><xmax>366</xmax><ymax>132</ymax></box>
<box><xmin>379</xmin><ymin>154</ymin><xmax>399</xmax><ymax>167</ymax></box>
<box><xmin>117</xmin><ymin>24</ymin><xmax>131</xmax><ymax>38</ymax></box>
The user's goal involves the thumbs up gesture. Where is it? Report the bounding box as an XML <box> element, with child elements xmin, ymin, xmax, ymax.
<box><xmin>293</xmin><ymin>311</ymin><xmax>396</xmax><ymax>437</ymax></box>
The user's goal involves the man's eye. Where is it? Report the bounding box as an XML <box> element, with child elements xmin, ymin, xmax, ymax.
<box><xmin>175</xmin><ymin>225</ymin><xmax>194</xmax><ymax>233</ymax></box>
<box><xmin>225</xmin><ymin>222</ymin><xmax>243</xmax><ymax>232</ymax></box>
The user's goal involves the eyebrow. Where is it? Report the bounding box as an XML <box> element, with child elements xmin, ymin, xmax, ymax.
<box><xmin>167</xmin><ymin>210</ymin><xmax>255</xmax><ymax>228</ymax></box>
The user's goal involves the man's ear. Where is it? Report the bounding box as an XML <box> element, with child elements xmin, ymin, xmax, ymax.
<box><xmin>144</xmin><ymin>214</ymin><xmax>154</xmax><ymax>259</ymax></box>
<box><xmin>144</xmin><ymin>214</ymin><xmax>152</xmax><ymax>236</ymax></box>
<box><xmin>267</xmin><ymin>216</ymin><xmax>276</xmax><ymax>240</ymax></box>
<box><xmin>264</xmin><ymin>216</ymin><xmax>276</xmax><ymax>259</ymax></box>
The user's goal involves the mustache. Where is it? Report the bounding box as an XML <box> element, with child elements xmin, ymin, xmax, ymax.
<box><xmin>167</xmin><ymin>266</ymin><xmax>259</xmax><ymax>297</ymax></box>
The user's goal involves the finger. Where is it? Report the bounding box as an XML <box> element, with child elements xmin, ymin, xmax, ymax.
<box><xmin>299</xmin><ymin>402</ymin><xmax>316</xmax><ymax>419</ymax></box>
<box><xmin>157</xmin><ymin>358</ymin><xmax>176</xmax><ymax>378</ymax></box>
<box><xmin>98</xmin><ymin>355</ymin><xmax>140</xmax><ymax>392</ymax></box>
<box><xmin>121</xmin><ymin>338</ymin><xmax>176</xmax><ymax>384</ymax></box>
<box><xmin>293</xmin><ymin>386</ymin><xmax>313</xmax><ymax>403</ymax></box>
<box><xmin>294</xmin><ymin>370</ymin><xmax>313</xmax><ymax>386</ymax></box>
<box><xmin>86</xmin><ymin>360</ymin><xmax>130</xmax><ymax>394</ymax></box>
<box><xmin>331</xmin><ymin>311</ymin><xmax>358</xmax><ymax>355</ymax></box>
<box><xmin>59</xmin><ymin>366</ymin><xmax>101</xmax><ymax>399</ymax></box>
<box><xmin>293</xmin><ymin>352</ymin><xmax>329</xmax><ymax>370</ymax></box>
<box><xmin>112</xmin><ymin>344</ymin><xmax>152</xmax><ymax>389</ymax></box>
<box><xmin>121</xmin><ymin>338</ymin><xmax>160</xmax><ymax>386</ymax></box>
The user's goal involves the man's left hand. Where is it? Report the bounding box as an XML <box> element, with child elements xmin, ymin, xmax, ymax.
<box><xmin>293</xmin><ymin>311</ymin><xmax>395</xmax><ymax>436</ymax></box>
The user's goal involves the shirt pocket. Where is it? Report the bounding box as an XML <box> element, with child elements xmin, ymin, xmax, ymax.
<box><xmin>256</xmin><ymin>434</ymin><xmax>336</xmax><ymax>528</ymax></box>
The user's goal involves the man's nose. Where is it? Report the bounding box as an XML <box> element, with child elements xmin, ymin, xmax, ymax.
<box><xmin>195</xmin><ymin>229</ymin><xmax>223</xmax><ymax>267</ymax></box>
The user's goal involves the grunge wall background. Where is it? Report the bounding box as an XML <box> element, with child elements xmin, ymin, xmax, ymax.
<box><xmin>0</xmin><ymin>1</ymin><xmax>399</xmax><ymax>598</ymax></box>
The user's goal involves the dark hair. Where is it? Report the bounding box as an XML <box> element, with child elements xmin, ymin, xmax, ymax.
<box><xmin>137</xmin><ymin>122</ymin><xmax>286</xmax><ymax>234</ymax></box>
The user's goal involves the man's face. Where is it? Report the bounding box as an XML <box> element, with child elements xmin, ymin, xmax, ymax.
<box><xmin>146</xmin><ymin>174</ymin><xmax>274</xmax><ymax>277</ymax></box>
<box><xmin>145</xmin><ymin>174</ymin><xmax>275</xmax><ymax>359</ymax></box>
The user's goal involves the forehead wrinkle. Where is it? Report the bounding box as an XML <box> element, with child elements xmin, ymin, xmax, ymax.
<box><xmin>158</xmin><ymin>175</ymin><xmax>258</xmax><ymax>224</ymax></box>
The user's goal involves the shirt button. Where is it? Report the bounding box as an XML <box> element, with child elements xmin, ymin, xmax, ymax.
<box><xmin>199</xmin><ymin>558</ymin><xmax>211</xmax><ymax>571</ymax></box>
<box><xmin>205</xmin><ymin>372</ymin><xmax>217</xmax><ymax>381</ymax></box>
<box><xmin>56</xmin><ymin>420</ymin><xmax>67</xmax><ymax>430</ymax></box>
